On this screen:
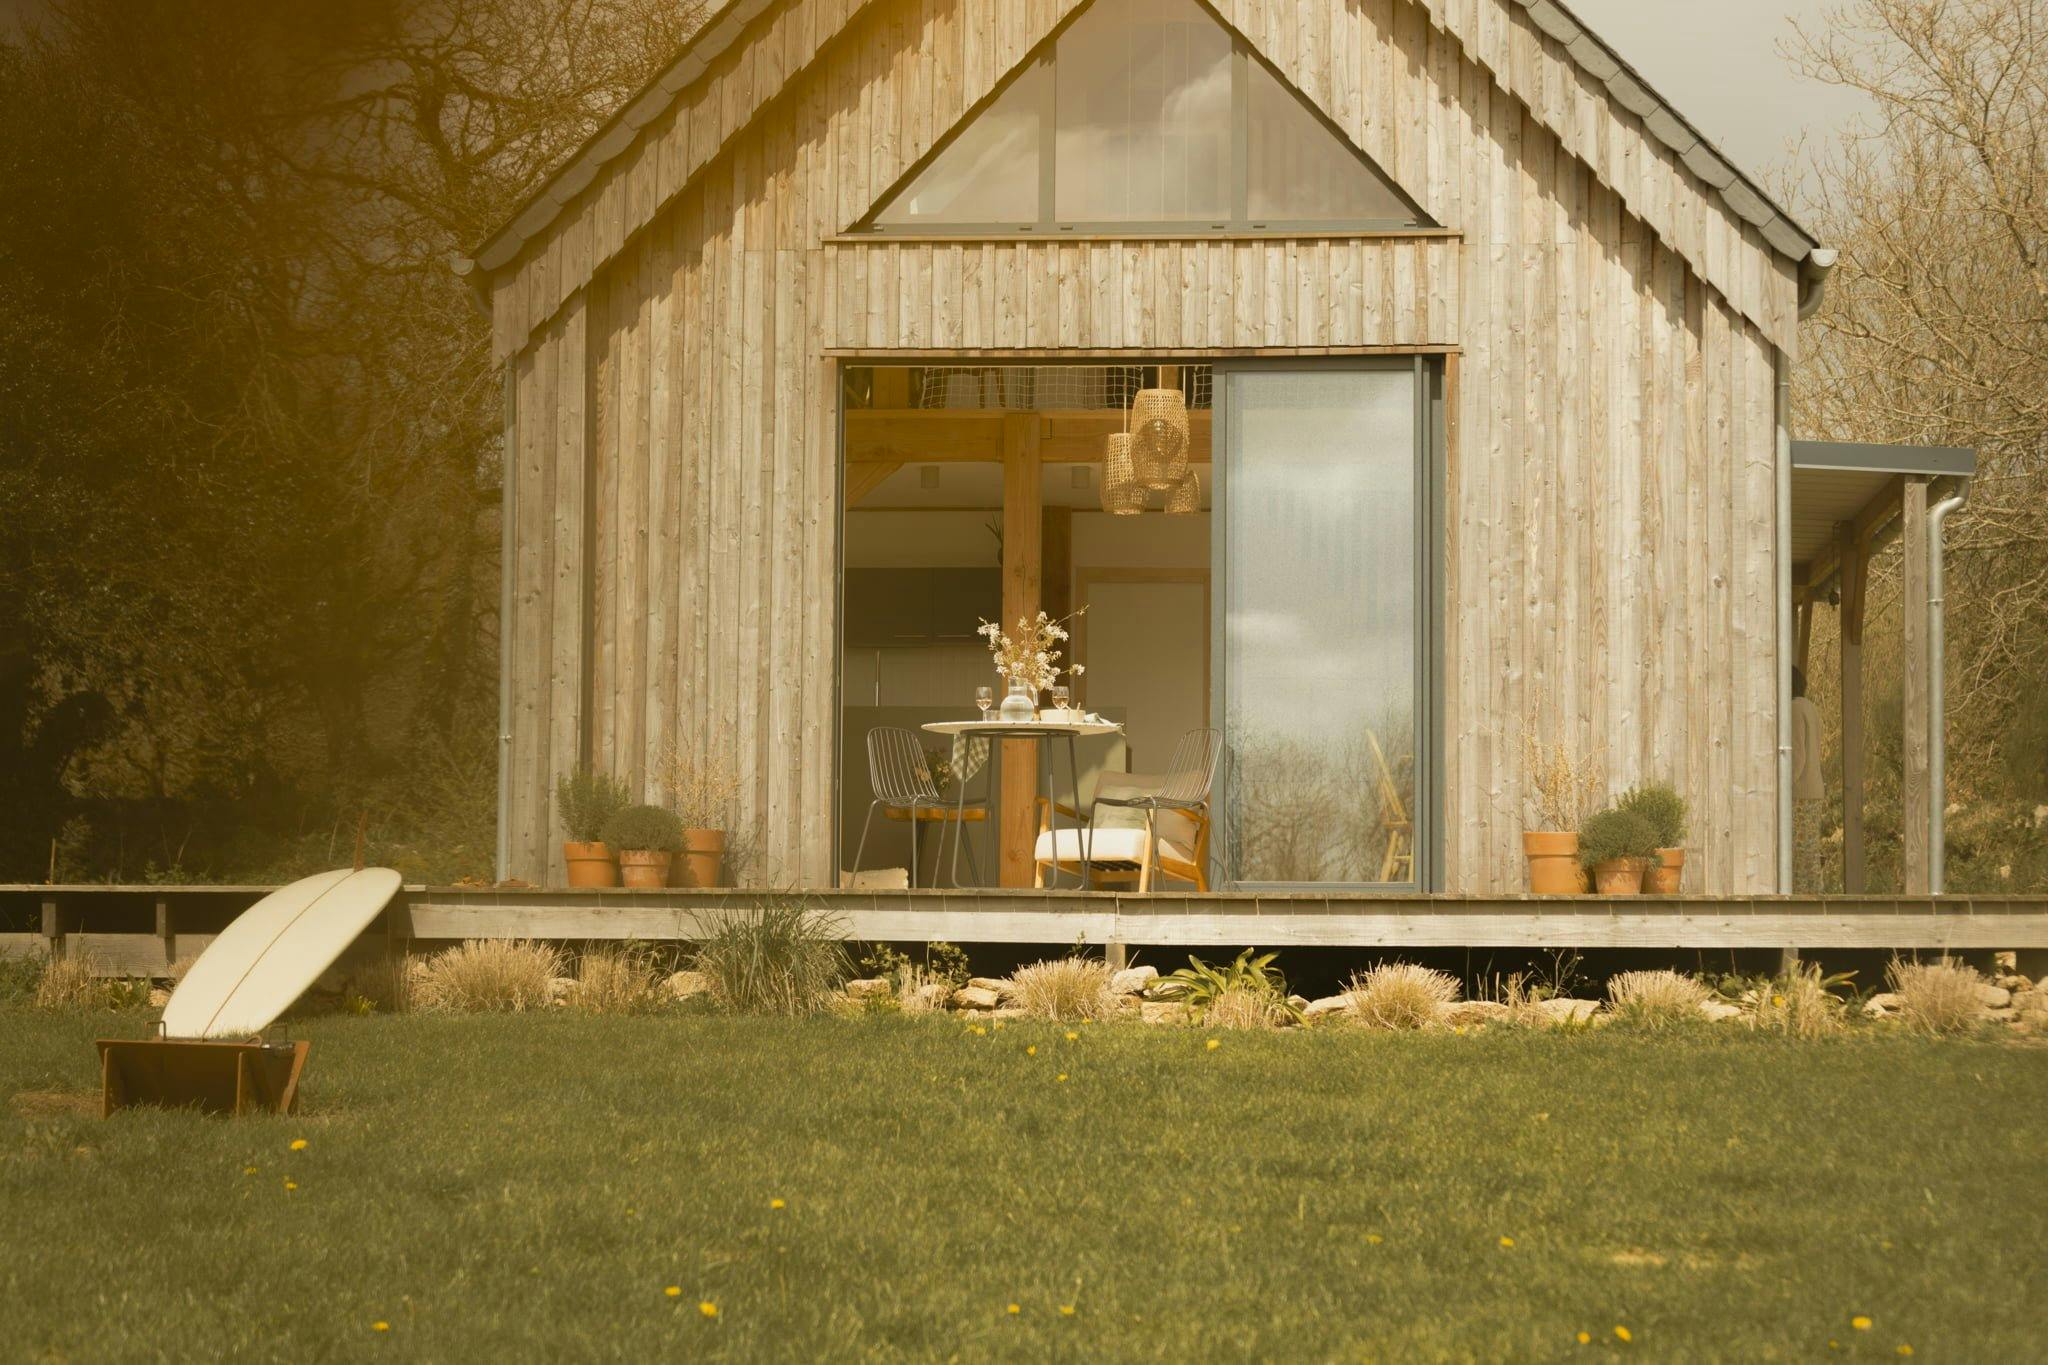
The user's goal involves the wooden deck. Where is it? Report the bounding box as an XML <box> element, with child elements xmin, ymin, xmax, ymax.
<box><xmin>7</xmin><ymin>884</ymin><xmax>2048</xmax><ymax>975</ymax></box>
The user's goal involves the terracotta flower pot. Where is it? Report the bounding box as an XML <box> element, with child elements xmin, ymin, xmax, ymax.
<box><xmin>617</xmin><ymin>849</ymin><xmax>673</xmax><ymax>889</ymax></box>
<box><xmin>682</xmin><ymin>828</ymin><xmax>726</xmax><ymax>889</ymax></box>
<box><xmin>562</xmin><ymin>841</ymin><xmax>619</xmax><ymax>889</ymax></box>
<box><xmin>1645</xmin><ymin>847</ymin><xmax>1685</xmax><ymax>895</ymax></box>
<box><xmin>1523</xmin><ymin>831</ymin><xmax>1589</xmax><ymax>894</ymax></box>
<box><xmin>1592</xmin><ymin>858</ymin><xmax>1646</xmax><ymax>895</ymax></box>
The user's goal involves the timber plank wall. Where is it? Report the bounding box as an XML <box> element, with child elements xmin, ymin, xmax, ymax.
<box><xmin>492</xmin><ymin>0</ymin><xmax>1798</xmax><ymax>894</ymax></box>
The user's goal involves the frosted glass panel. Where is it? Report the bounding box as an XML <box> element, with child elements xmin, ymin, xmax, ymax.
<box><xmin>873</xmin><ymin>63</ymin><xmax>1046</xmax><ymax>226</ymax></box>
<box><xmin>1225</xmin><ymin>369</ymin><xmax>1418</xmax><ymax>885</ymax></box>
<box><xmin>1245</xmin><ymin>56</ymin><xmax>1421</xmax><ymax>224</ymax></box>
<box><xmin>1054</xmin><ymin>0</ymin><xmax>1232</xmax><ymax>222</ymax></box>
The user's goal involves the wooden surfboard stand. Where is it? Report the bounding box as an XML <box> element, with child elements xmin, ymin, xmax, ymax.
<box><xmin>96</xmin><ymin>1035</ymin><xmax>310</xmax><ymax>1118</ymax></box>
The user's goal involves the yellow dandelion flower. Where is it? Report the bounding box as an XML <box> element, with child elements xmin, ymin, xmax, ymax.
<box><xmin>1065</xmin><ymin>1031</ymin><xmax>1078</xmax><ymax>1041</ymax></box>
<box><xmin>1366</xmin><ymin>1234</ymin><xmax>1383</xmax><ymax>1245</ymax></box>
<box><xmin>284</xmin><ymin>1180</ymin><xmax>298</xmax><ymax>1192</ymax></box>
<box><xmin>372</xmin><ymin>1321</ymin><xmax>390</xmax><ymax>1333</ymax></box>
<box><xmin>243</xmin><ymin>1166</ymin><xmax>258</xmax><ymax>1176</ymax></box>
<box><xmin>1056</xmin><ymin>1073</ymin><xmax>1068</xmax><ymax>1082</ymax></box>
<box><xmin>1852</xmin><ymin>1316</ymin><xmax>1872</xmax><ymax>1331</ymax></box>
<box><xmin>1205</xmin><ymin>1038</ymin><xmax>1220</xmax><ymax>1051</ymax></box>
<box><xmin>1006</xmin><ymin>1303</ymin><xmax>1021</xmax><ymax>1315</ymax></box>
<box><xmin>289</xmin><ymin>1138</ymin><xmax>308</xmax><ymax>1151</ymax></box>
<box><xmin>665</xmin><ymin>1287</ymin><xmax>682</xmax><ymax>1298</ymax></box>
<box><xmin>1498</xmin><ymin>1236</ymin><xmax>1514</xmax><ymax>1248</ymax></box>
<box><xmin>1059</xmin><ymin>1305</ymin><xmax>1076</xmax><ymax>1317</ymax></box>
<box><xmin>770</xmin><ymin>1198</ymin><xmax>786</xmax><ymax>1210</ymax></box>
<box><xmin>1026</xmin><ymin>1045</ymin><xmax>1037</xmax><ymax>1056</ymax></box>
<box><xmin>1081</xmin><ymin>1017</ymin><xmax>1093</xmax><ymax>1025</ymax></box>
<box><xmin>698</xmin><ymin>1302</ymin><xmax>718</xmax><ymax>1318</ymax></box>
<box><xmin>1896</xmin><ymin>1346</ymin><xmax>1913</xmax><ymax>1357</ymax></box>
<box><xmin>1613</xmin><ymin>1326</ymin><xmax>1632</xmax><ymax>1343</ymax></box>
<box><xmin>1829</xmin><ymin>1340</ymin><xmax>1840</xmax><ymax>1350</ymax></box>
<box><xmin>1576</xmin><ymin>1331</ymin><xmax>1591</xmax><ymax>1345</ymax></box>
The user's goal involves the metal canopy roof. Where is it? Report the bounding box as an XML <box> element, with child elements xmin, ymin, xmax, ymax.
<box><xmin>1789</xmin><ymin>440</ymin><xmax>1977</xmax><ymax>590</ymax></box>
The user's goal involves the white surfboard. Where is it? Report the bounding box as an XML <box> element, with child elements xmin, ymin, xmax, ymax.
<box><xmin>161</xmin><ymin>867</ymin><xmax>401</xmax><ymax>1040</ymax></box>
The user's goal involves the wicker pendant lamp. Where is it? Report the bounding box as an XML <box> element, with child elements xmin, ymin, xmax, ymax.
<box><xmin>1164</xmin><ymin>468</ymin><xmax>1200</xmax><ymax>515</ymax></box>
<box><xmin>1129</xmin><ymin>386</ymin><xmax>1190</xmax><ymax>490</ymax></box>
<box><xmin>1100</xmin><ymin>432</ymin><xmax>1145</xmax><ymax>515</ymax></box>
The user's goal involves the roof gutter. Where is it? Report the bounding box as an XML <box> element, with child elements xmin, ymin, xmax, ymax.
<box><xmin>1797</xmin><ymin>247</ymin><xmax>1839</xmax><ymax>320</ymax></box>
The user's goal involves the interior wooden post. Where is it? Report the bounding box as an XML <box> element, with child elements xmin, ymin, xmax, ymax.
<box><xmin>1840</xmin><ymin>529</ymin><xmax>1868</xmax><ymax>893</ymax></box>
<box><xmin>1001</xmin><ymin>414</ymin><xmax>1043</xmax><ymax>887</ymax></box>
<box><xmin>1901</xmin><ymin>477</ymin><xmax>1931</xmax><ymax>894</ymax></box>
<box><xmin>1042</xmin><ymin>503</ymin><xmax>1072</xmax><ymax>627</ymax></box>
<box><xmin>1794</xmin><ymin>592</ymin><xmax>1814</xmax><ymax>676</ymax></box>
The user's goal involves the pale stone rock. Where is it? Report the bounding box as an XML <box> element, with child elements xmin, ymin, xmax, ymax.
<box><xmin>906</xmin><ymin>982</ymin><xmax>952</xmax><ymax>1012</ymax></box>
<box><xmin>967</xmin><ymin>977</ymin><xmax>1009</xmax><ymax>994</ymax></box>
<box><xmin>1140</xmin><ymin>1000</ymin><xmax>1197</xmax><ymax>1025</ymax></box>
<box><xmin>1287</xmin><ymin>995</ymin><xmax>1309</xmax><ymax>1012</ymax></box>
<box><xmin>1983</xmin><ymin>1006</ymin><xmax>2017</xmax><ymax>1024</ymax></box>
<box><xmin>664</xmin><ymin>970</ymin><xmax>708</xmax><ymax>1000</ymax></box>
<box><xmin>548</xmin><ymin>976</ymin><xmax>578</xmax><ymax>1004</ymax></box>
<box><xmin>1529</xmin><ymin>997</ymin><xmax>1599</xmax><ymax>1025</ymax></box>
<box><xmin>1863</xmin><ymin>992</ymin><xmax>1902</xmax><ymax>1018</ymax></box>
<box><xmin>1110</xmin><ymin>965</ymin><xmax>1158</xmax><ymax>996</ymax></box>
<box><xmin>987</xmin><ymin>1007</ymin><xmax>1026</xmax><ymax>1020</ymax></box>
<box><xmin>951</xmin><ymin>985</ymin><xmax>1001</xmax><ymax>1010</ymax></box>
<box><xmin>1698</xmin><ymin>1000</ymin><xmax>1742</xmax><ymax>1023</ymax></box>
<box><xmin>1993</xmin><ymin>974</ymin><xmax>2032</xmax><ymax>993</ymax></box>
<box><xmin>844</xmin><ymin>977</ymin><xmax>893</xmax><ymax>1000</ymax></box>
<box><xmin>1440</xmin><ymin>1000</ymin><xmax>1510</xmax><ymax>1026</ymax></box>
<box><xmin>1302</xmin><ymin>994</ymin><xmax>1355</xmax><ymax>1020</ymax></box>
<box><xmin>1975</xmin><ymin>984</ymin><xmax>2012</xmax><ymax>1009</ymax></box>
<box><xmin>148</xmin><ymin>987</ymin><xmax>170</xmax><ymax>1008</ymax></box>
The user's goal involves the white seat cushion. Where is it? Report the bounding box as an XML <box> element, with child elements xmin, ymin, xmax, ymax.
<box><xmin>1034</xmin><ymin>825</ymin><xmax>1194</xmax><ymax>868</ymax></box>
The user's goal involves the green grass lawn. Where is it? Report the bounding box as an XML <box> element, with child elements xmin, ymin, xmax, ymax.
<box><xmin>4</xmin><ymin>1009</ymin><xmax>2043</xmax><ymax>1361</ymax></box>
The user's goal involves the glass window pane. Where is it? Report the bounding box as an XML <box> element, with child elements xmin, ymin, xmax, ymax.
<box><xmin>1224</xmin><ymin>369</ymin><xmax>1417</xmax><ymax>885</ymax></box>
<box><xmin>1054</xmin><ymin>0</ymin><xmax>1231</xmax><ymax>223</ymax></box>
<box><xmin>1245</xmin><ymin>56</ymin><xmax>1421</xmax><ymax>223</ymax></box>
<box><xmin>874</xmin><ymin>62</ymin><xmax>1047</xmax><ymax>226</ymax></box>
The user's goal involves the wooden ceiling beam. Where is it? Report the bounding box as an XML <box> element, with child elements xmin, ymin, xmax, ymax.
<box><xmin>844</xmin><ymin>410</ymin><xmax>1212</xmax><ymax>464</ymax></box>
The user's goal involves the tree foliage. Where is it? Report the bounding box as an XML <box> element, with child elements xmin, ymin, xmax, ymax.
<box><xmin>0</xmin><ymin>0</ymin><xmax>700</xmax><ymax>881</ymax></box>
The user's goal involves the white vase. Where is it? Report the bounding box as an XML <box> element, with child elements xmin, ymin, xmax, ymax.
<box><xmin>998</xmin><ymin>679</ymin><xmax>1037</xmax><ymax>722</ymax></box>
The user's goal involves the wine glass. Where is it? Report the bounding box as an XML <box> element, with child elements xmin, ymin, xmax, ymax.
<box><xmin>975</xmin><ymin>685</ymin><xmax>993</xmax><ymax>719</ymax></box>
<box><xmin>1050</xmin><ymin>684</ymin><xmax>1071</xmax><ymax>715</ymax></box>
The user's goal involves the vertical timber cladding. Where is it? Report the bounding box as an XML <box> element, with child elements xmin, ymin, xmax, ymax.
<box><xmin>495</xmin><ymin>0</ymin><xmax>1795</xmax><ymax>892</ymax></box>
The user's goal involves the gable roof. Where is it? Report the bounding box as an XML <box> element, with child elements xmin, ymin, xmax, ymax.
<box><xmin>470</xmin><ymin>0</ymin><xmax>1819</xmax><ymax>276</ymax></box>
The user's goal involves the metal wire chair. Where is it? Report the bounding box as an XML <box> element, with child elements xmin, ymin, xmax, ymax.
<box><xmin>850</xmin><ymin>727</ymin><xmax>987</xmax><ymax>888</ymax></box>
<box><xmin>1089</xmin><ymin>727</ymin><xmax>1223</xmax><ymax>888</ymax></box>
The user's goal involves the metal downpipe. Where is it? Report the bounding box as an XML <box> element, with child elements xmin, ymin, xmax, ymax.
<box><xmin>1775</xmin><ymin>354</ymin><xmax>1795</xmax><ymax>892</ymax></box>
<box><xmin>495</xmin><ymin>366</ymin><xmax>517</xmax><ymax>883</ymax></box>
<box><xmin>1927</xmin><ymin>481</ymin><xmax>1971</xmax><ymax>893</ymax></box>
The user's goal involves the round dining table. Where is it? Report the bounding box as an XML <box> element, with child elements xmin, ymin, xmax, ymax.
<box><xmin>922</xmin><ymin>717</ymin><xmax>1122</xmax><ymax>890</ymax></box>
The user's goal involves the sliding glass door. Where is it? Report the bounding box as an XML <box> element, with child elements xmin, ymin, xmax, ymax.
<box><xmin>1216</xmin><ymin>362</ymin><xmax>1434</xmax><ymax>889</ymax></box>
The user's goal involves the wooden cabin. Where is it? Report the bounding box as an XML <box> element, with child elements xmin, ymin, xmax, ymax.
<box><xmin>469</xmin><ymin>0</ymin><xmax>1841</xmax><ymax>897</ymax></box>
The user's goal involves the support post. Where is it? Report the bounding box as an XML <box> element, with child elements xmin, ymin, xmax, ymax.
<box><xmin>1839</xmin><ymin>530</ymin><xmax>1868</xmax><ymax>893</ymax></box>
<box><xmin>155</xmin><ymin>898</ymin><xmax>174</xmax><ymax>973</ymax></box>
<box><xmin>1901</xmin><ymin>478</ymin><xmax>1930</xmax><ymax>894</ymax></box>
<box><xmin>1000</xmin><ymin>415</ymin><xmax>1043</xmax><ymax>887</ymax></box>
<box><xmin>42</xmin><ymin>897</ymin><xmax>62</xmax><ymax>962</ymax></box>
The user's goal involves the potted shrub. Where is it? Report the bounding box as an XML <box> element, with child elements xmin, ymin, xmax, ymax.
<box><xmin>602</xmin><ymin>805</ymin><xmax>684</xmax><ymax>889</ymax></box>
<box><xmin>555</xmin><ymin>768</ymin><xmax>629</xmax><ymax>888</ymax></box>
<box><xmin>1618</xmin><ymin>782</ymin><xmax>1688</xmax><ymax>894</ymax></box>
<box><xmin>659</xmin><ymin>742</ymin><xmax>740</xmax><ymax>889</ymax></box>
<box><xmin>1521</xmin><ymin>733</ymin><xmax>1602</xmax><ymax>893</ymax></box>
<box><xmin>1578</xmin><ymin>807</ymin><xmax>1659</xmax><ymax>895</ymax></box>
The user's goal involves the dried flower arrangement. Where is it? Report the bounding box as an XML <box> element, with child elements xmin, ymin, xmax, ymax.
<box><xmin>977</xmin><ymin>609</ymin><xmax>1086</xmax><ymax>694</ymax></box>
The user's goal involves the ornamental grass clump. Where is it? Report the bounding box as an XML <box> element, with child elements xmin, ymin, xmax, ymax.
<box><xmin>1348</xmin><ymin>962</ymin><xmax>1460</xmax><ymax>1029</ymax></box>
<box><xmin>573</xmin><ymin>944</ymin><xmax>666</xmax><ymax>1014</ymax></box>
<box><xmin>1886</xmin><ymin>957</ymin><xmax>1987</xmax><ymax>1035</ymax></box>
<box><xmin>1006</xmin><ymin>956</ymin><xmax>1118</xmax><ymax>1021</ymax></box>
<box><xmin>1606</xmin><ymin>969</ymin><xmax>1710</xmax><ymax>1030</ymax></box>
<box><xmin>1740</xmin><ymin>963</ymin><xmax>1853</xmax><ymax>1038</ymax></box>
<box><xmin>31</xmin><ymin>954</ymin><xmax>150</xmax><ymax>1010</ymax></box>
<box><xmin>690</xmin><ymin>899</ymin><xmax>847</xmax><ymax>1016</ymax></box>
<box><xmin>411</xmin><ymin>940</ymin><xmax>565</xmax><ymax>1012</ymax></box>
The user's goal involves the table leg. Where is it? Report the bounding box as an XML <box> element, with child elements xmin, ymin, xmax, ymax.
<box><xmin>1042</xmin><ymin>736</ymin><xmax>1057</xmax><ymax>890</ymax></box>
<box><xmin>1067</xmin><ymin>733</ymin><xmax>1091</xmax><ymax>891</ymax></box>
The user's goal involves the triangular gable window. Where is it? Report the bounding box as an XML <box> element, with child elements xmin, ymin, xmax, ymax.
<box><xmin>865</xmin><ymin>0</ymin><xmax>1429</xmax><ymax>232</ymax></box>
